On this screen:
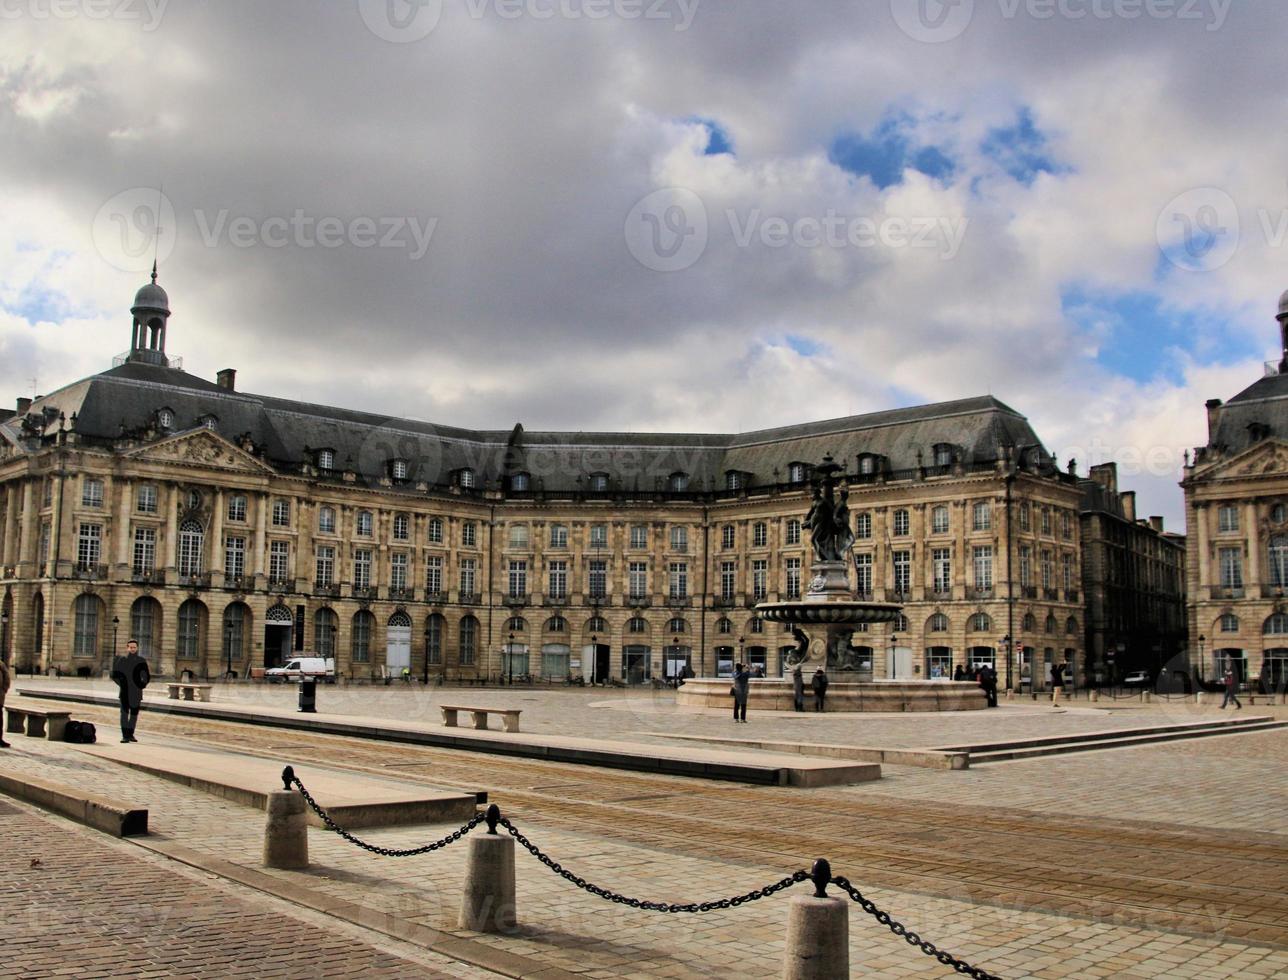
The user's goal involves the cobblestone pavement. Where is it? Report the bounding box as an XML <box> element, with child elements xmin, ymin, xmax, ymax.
<box><xmin>0</xmin><ymin>793</ymin><xmax>494</xmax><ymax>979</ymax></box>
<box><xmin>4</xmin><ymin>685</ymin><xmax>1288</xmax><ymax>979</ymax></box>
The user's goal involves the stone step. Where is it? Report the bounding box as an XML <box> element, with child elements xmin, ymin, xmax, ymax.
<box><xmin>967</xmin><ymin>720</ymin><xmax>1288</xmax><ymax>764</ymax></box>
<box><xmin>936</xmin><ymin>714</ymin><xmax>1277</xmax><ymax>754</ymax></box>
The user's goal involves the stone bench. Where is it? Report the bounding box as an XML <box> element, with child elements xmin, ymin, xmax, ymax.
<box><xmin>441</xmin><ymin>705</ymin><xmax>522</xmax><ymax>733</ymax></box>
<box><xmin>5</xmin><ymin>706</ymin><xmax>73</xmax><ymax>741</ymax></box>
<box><xmin>166</xmin><ymin>682</ymin><xmax>214</xmax><ymax>702</ymax></box>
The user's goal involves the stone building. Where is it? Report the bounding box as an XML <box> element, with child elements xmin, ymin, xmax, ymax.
<box><xmin>1079</xmin><ymin>463</ymin><xmax>1186</xmax><ymax>684</ymax></box>
<box><xmin>1181</xmin><ymin>289</ymin><xmax>1288</xmax><ymax>691</ymax></box>
<box><xmin>0</xmin><ymin>275</ymin><xmax>1084</xmax><ymax>685</ymax></box>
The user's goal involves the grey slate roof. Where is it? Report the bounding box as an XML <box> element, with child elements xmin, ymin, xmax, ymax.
<box><xmin>1207</xmin><ymin>371</ymin><xmax>1288</xmax><ymax>457</ymax></box>
<box><xmin>3</xmin><ymin>362</ymin><xmax>1047</xmax><ymax>492</ymax></box>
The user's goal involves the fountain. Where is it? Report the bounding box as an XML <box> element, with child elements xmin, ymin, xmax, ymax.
<box><xmin>676</xmin><ymin>455</ymin><xmax>987</xmax><ymax>712</ymax></box>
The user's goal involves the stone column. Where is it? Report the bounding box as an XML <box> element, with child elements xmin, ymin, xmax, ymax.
<box><xmin>115</xmin><ymin>478</ymin><xmax>133</xmax><ymax>571</ymax></box>
<box><xmin>2</xmin><ymin>483</ymin><xmax>18</xmax><ymax>567</ymax></box>
<box><xmin>17</xmin><ymin>480</ymin><xmax>37</xmax><ymax>576</ymax></box>
<box><xmin>209</xmin><ymin>488</ymin><xmax>224</xmax><ymax>586</ymax></box>
<box><xmin>1245</xmin><ymin>500</ymin><xmax>1261</xmax><ymax>593</ymax></box>
<box><xmin>164</xmin><ymin>484</ymin><xmax>180</xmax><ymax>575</ymax></box>
<box><xmin>252</xmin><ymin>493</ymin><xmax>267</xmax><ymax>580</ymax></box>
<box><xmin>1195</xmin><ymin>504</ymin><xmax>1211</xmax><ymax>598</ymax></box>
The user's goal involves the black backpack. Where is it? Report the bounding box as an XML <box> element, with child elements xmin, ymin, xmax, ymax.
<box><xmin>64</xmin><ymin>721</ymin><xmax>97</xmax><ymax>744</ymax></box>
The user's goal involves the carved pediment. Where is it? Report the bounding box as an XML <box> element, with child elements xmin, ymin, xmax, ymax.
<box><xmin>124</xmin><ymin>430</ymin><xmax>276</xmax><ymax>475</ymax></box>
<box><xmin>1198</xmin><ymin>440</ymin><xmax>1288</xmax><ymax>481</ymax></box>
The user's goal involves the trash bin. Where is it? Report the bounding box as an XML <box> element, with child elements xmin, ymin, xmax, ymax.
<box><xmin>298</xmin><ymin>678</ymin><xmax>317</xmax><ymax>714</ymax></box>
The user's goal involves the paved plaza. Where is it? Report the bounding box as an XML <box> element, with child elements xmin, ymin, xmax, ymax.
<box><xmin>2</xmin><ymin>678</ymin><xmax>1287</xmax><ymax>978</ymax></box>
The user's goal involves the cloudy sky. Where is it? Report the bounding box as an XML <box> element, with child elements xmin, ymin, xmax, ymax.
<box><xmin>2</xmin><ymin>0</ymin><xmax>1285</xmax><ymax>525</ymax></box>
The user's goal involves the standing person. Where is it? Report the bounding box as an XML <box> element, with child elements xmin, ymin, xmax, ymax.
<box><xmin>0</xmin><ymin>653</ymin><xmax>11</xmax><ymax>749</ymax></box>
<box><xmin>1220</xmin><ymin>667</ymin><xmax>1242</xmax><ymax>710</ymax></box>
<box><xmin>1050</xmin><ymin>661</ymin><xmax>1064</xmax><ymax>706</ymax></box>
<box><xmin>792</xmin><ymin>667</ymin><xmax>805</xmax><ymax>712</ymax></box>
<box><xmin>812</xmin><ymin>667</ymin><xmax>829</xmax><ymax>712</ymax></box>
<box><xmin>953</xmin><ymin>663</ymin><xmax>965</xmax><ymax>682</ymax></box>
<box><xmin>111</xmin><ymin>639</ymin><xmax>150</xmax><ymax>743</ymax></box>
<box><xmin>982</xmin><ymin>665</ymin><xmax>998</xmax><ymax>708</ymax></box>
<box><xmin>730</xmin><ymin>662</ymin><xmax>750</xmax><ymax>723</ymax></box>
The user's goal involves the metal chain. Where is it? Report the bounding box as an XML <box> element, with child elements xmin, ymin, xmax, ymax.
<box><xmin>290</xmin><ymin>774</ymin><xmax>485</xmax><ymax>857</ymax></box>
<box><xmin>831</xmin><ymin>876</ymin><xmax>1002</xmax><ymax>980</ymax></box>
<box><xmin>499</xmin><ymin>816</ymin><xmax>808</xmax><ymax>912</ymax></box>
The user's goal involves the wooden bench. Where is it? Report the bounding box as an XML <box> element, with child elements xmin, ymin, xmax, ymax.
<box><xmin>5</xmin><ymin>706</ymin><xmax>73</xmax><ymax>741</ymax></box>
<box><xmin>166</xmin><ymin>682</ymin><xmax>214</xmax><ymax>702</ymax></box>
<box><xmin>440</xmin><ymin>705</ymin><xmax>521</xmax><ymax>733</ymax></box>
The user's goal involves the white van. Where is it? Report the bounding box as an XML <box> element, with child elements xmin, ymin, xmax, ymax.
<box><xmin>264</xmin><ymin>656</ymin><xmax>336</xmax><ymax>683</ymax></box>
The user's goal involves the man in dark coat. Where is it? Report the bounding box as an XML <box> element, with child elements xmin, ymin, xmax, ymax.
<box><xmin>981</xmin><ymin>665</ymin><xmax>998</xmax><ymax>708</ymax></box>
<box><xmin>730</xmin><ymin>662</ymin><xmax>751</xmax><ymax>722</ymax></box>
<box><xmin>111</xmin><ymin>639</ymin><xmax>150</xmax><ymax>743</ymax></box>
<box><xmin>812</xmin><ymin>667</ymin><xmax>829</xmax><ymax>712</ymax></box>
<box><xmin>792</xmin><ymin>667</ymin><xmax>805</xmax><ymax>712</ymax></box>
<box><xmin>0</xmin><ymin>654</ymin><xmax>11</xmax><ymax>748</ymax></box>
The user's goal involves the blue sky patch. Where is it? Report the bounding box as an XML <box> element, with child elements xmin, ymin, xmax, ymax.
<box><xmin>784</xmin><ymin>334</ymin><xmax>825</xmax><ymax>357</ymax></box>
<box><xmin>829</xmin><ymin>112</ymin><xmax>957</xmax><ymax>190</ymax></box>
<box><xmin>980</xmin><ymin>108</ymin><xmax>1068</xmax><ymax>186</ymax></box>
<box><xmin>4</xmin><ymin>286</ymin><xmax>77</xmax><ymax>325</ymax></box>
<box><xmin>687</xmin><ymin>117</ymin><xmax>733</xmax><ymax>156</ymax></box>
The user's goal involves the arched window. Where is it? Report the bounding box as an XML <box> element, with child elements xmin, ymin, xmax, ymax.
<box><xmin>667</xmin><ymin>617</ymin><xmax>688</xmax><ymax>634</ymax></box>
<box><xmin>506</xmin><ymin>616</ymin><xmax>527</xmax><ymax>633</ymax></box>
<box><xmin>970</xmin><ymin>613</ymin><xmax>992</xmax><ymax>633</ymax></box>
<box><xmin>1265</xmin><ymin>613</ymin><xmax>1288</xmax><ymax>635</ymax></box>
<box><xmin>586</xmin><ymin>616</ymin><xmax>607</xmax><ymax>634</ymax></box>
<box><xmin>177</xmin><ymin>599</ymin><xmax>205</xmax><ymax>661</ymax></box>
<box><xmin>459</xmin><ymin>616</ymin><xmax>478</xmax><ymax>665</ymax></box>
<box><xmin>388</xmin><ymin>610</ymin><xmax>412</xmax><ymax>628</ymax></box>
<box><xmin>317</xmin><ymin>448</ymin><xmax>334</xmax><ymax>470</ymax></box>
<box><xmin>1219</xmin><ymin>613</ymin><xmax>1239</xmax><ymax>633</ymax></box>
<box><xmin>546</xmin><ymin>616</ymin><xmax>568</xmax><ymax>633</ymax></box>
<box><xmin>726</xmin><ymin>471</ymin><xmax>744</xmax><ymax>491</ymax></box>
<box><xmin>425</xmin><ymin>614</ymin><xmax>445</xmax><ymax>665</ymax></box>
<box><xmin>223</xmin><ymin>603</ymin><xmax>249</xmax><ymax>666</ymax></box>
<box><xmin>509</xmin><ymin>525</ymin><xmax>529</xmax><ymax>548</ymax></box>
<box><xmin>717</xmin><ymin>618</ymin><xmax>734</xmax><ymax>635</ymax></box>
<box><xmin>1022</xmin><ymin>612</ymin><xmax>1037</xmax><ymax>632</ymax></box>
<box><xmin>668</xmin><ymin>472</ymin><xmax>689</xmax><ymax>492</ymax></box>
<box><xmin>390</xmin><ymin>459</ymin><xmax>409</xmax><ymax>481</ymax></box>
<box><xmin>1045</xmin><ymin>614</ymin><xmax>1058</xmax><ymax>635</ymax></box>
<box><xmin>510</xmin><ymin>472</ymin><xmax>531</xmax><ymax>492</ymax></box>
<box><xmin>627</xmin><ymin>617</ymin><xmax>648</xmax><ymax>634</ymax></box>
<box><xmin>178</xmin><ymin>520</ymin><xmax>204</xmax><ymax>576</ymax></box>
<box><xmin>131</xmin><ymin>596</ymin><xmax>162</xmax><ymax>660</ymax></box>
<box><xmin>458</xmin><ymin>468</ymin><xmax>476</xmax><ymax>489</ymax></box>
<box><xmin>318</xmin><ymin>507</ymin><xmax>336</xmax><ymax>534</ymax></box>
<box><xmin>928</xmin><ymin>613</ymin><xmax>949</xmax><ymax>633</ymax></box>
<box><xmin>73</xmin><ymin>594</ymin><xmax>100</xmax><ymax>658</ymax></box>
<box><xmin>351</xmin><ymin>611</ymin><xmax>374</xmax><ymax>662</ymax></box>
<box><xmin>1066</xmin><ymin>617</ymin><xmax>1078</xmax><ymax>635</ymax></box>
<box><xmin>1270</xmin><ymin>536</ymin><xmax>1288</xmax><ymax>587</ymax></box>
<box><xmin>314</xmin><ymin>608</ymin><xmax>337</xmax><ymax>658</ymax></box>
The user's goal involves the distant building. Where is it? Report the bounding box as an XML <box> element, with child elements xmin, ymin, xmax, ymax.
<box><xmin>1079</xmin><ymin>463</ymin><xmax>1186</xmax><ymax>683</ymax></box>
<box><xmin>1182</xmin><ymin>288</ymin><xmax>1288</xmax><ymax>691</ymax></box>
<box><xmin>0</xmin><ymin>273</ymin><xmax>1084</xmax><ymax>685</ymax></box>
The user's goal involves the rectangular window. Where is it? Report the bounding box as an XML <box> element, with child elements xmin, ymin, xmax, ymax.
<box><xmin>1041</xmin><ymin>508</ymin><xmax>1052</xmax><ymax>536</ymax></box>
<box><xmin>426</xmin><ymin>617</ymin><xmax>443</xmax><ymax>665</ymax></box>
<box><xmin>224</xmin><ymin>536</ymin><xmax>246</xmax><ymax>579</ymax></box>
<box><xmin>752</xmin><ymin>559</ymin><xmax>768</xmax><ymax>600</ymax></box>
<box><xmin>548</xmin><ymin>560</ymin><xmax>568</xmax><ymax>599</ymax></box>
<box><xmin>1018</xmin><ymin>502</ymin><xmax>1031</xmax><ymax>531</ymax></box>
<box><xmin>393</xmin><ymin>514</ymin><xmax>410</xmax><ymax>540</ymax></box>
<box><xmin>630</xmin><ymin>525</ymin><xmax>648</xmax><ymax>549</ymax></box>
<box><xmin>1041</xmin><ymin>550</ymin><xmax>1054</xmax><ymax>590</ymax></box>
<box><xmin>629</xmin><ymin>561</ymin><xmax>648</xmax><ymax>599</ymax></box>
<box><xmin>354</xmin><ymin>549</ymin><xmax>372</xmax><ymax>590</ymax></box>
<box><xmin>892</xmin><ymin>551</ymin><xmax>911</xmax><ymax>595</ymax></box>
<box><xmin>1218</xmin><ymin>505</ymin><xmax>1240</xmax><ymax>533</ymax></box>
<box><xmin>721</xmin><ymin>561</ymin><xmax>736</xmax><ymax>600</ymax></box>
<box><xmin>785</xmin><ymin>558</ymin><xmax>802</xmax><ymax>598</ymax></box>
<box><xmin>973</xmin><ymin>546</ymin><xmax>993</xmax><ymax>590</ymax></box>
<box><xmin>670</xmin><ymin>526</ymin><xmax>688</xmax><ymax>552</ymax></box>
<box><xmin>269</xmin><ymin>541</ymin><xmax>289</xmax><ymax>581</ymax></box>
<box><xmin>972</xmin><ymin>502</ymin><xmax>991</xmax><ymax>531</ymax></box>
<box><xmin>589</xmin><ymin>524</ymin><xmax>608</xmax><ymax>549</ymax></box>
<box><xmin>753</xmin><ymin>524</ymin><xmax>768</xmax><ymax>548</ymax></box>
<box><xmin>77</xmin><ymin>523</ymin><xmax>102</xmax><ymax>570</ymax></box>
<box><xmin>462</xmin><ymin>522</ymin><xmax>477</xmax><ymax>547</ymax></box>
<box><xmin>892</xmin><ymin>510</ymin><xmax>910</xmax><ymax>536</ymax></box>
<box><xmin>356</xmin><ymin>511</ymin><xmax>373</xmax><ymax>537</ymax></box>
<box><xmin>786</xmin><ymin>520</ymin><xmax>801</xmax><ymax>546</ymax></box>
<box><xmin>428</xmin><ymin>518</ymin><xmax>444</xmax><ymax>544</ymax></box>
<box><xmin>426</xmin><ymin>556</ymin><xmax>443</xmax><ymax>594</ymax></box>
<box><xmin>39</xmin><ymin>522</ymin><xmax>50</xmax><ymax>567</ymax></box>
<box><xmin>226</xmin><ymin>494</ymin><xmax>247</xmax><ymax>522</ymax></box>
<box><xmin>854</xmin><ymin>553</ymin><xmax>873</xmax><ymax>594</ymax></box>
<box><xmin>271</xmin><ymin>500</ymin><xmax>290</xmax><ymax>527</ymax></box>
<box><xmin>136</xmin><ymin>485</ymin><xmax>158</xmax><ymax>514</ymax></box>
<box><xmin>669</xmin><ymin>562</ymin><xmax>688</xmax><ymax>600</ymax></box>
<box><xmin>133</xmin><ymin>527</ymin><xmax>156</xmax><ymax>576</ymax></box>
<box><xmin>459</xmin><ymin>619</ymin><xmax>476</xmax><ymax>665</ymax></box>
<box><xmin>42</xmin><ymin>478</ymin><xmax>53</xmax><ymax>508</ymax></box>
<box><xmin>508</xmin><ymin>559</ymin><xmax>528</xmax><ymax>598</ymax></box>
<box><xmin>1062</xmin><ymin>553</ymin><xmax>1075</xmax><ymax>591</ymax></box>
<box><xmin>390</xmin><ymin>553</ymin><xmax>408</xmax><ymax>590</ymax></box>
<box><xmin>588</xmin><ymin>559</ymin><xmax>607</xmax><ymax>598</ymax></box>
<box><xmin>549</xmin><ymin>525</ymin><xmax>568</xmax><ymax>548</ymax></box>
<box><xmin>856</xmin><ymin>513</ymin><xmax>872</xmax><ymax>539</ymax></box>
<box><xmin>932</xmin><ymin>547</ymin><xmax>951</xmax><ymax>593</ymax></box>
<box><xmin>82</xmin><ymin>478</ymin><xmax>104</xmax><ymax>508</ymax></box>
<box><xmin>315</xmin><ymin>546</ymin><xmax>335</xmax><ymax>587</ymax></box>
<box><xmin>721</xmin><ymin>525</ymin><xmax>736</xmax><ymax>550</ymax></box>
<box><xmin>318</xmin><ymin>508</ymin><xmax>336</xmax><ymax>534</ymax></box>
<box><xmin>1061</xmin><ymin>511</ymin><xmax>1073</xmax><ymax>540</ymax></box>
<box><xmin>1019</xmin><ymin>545</ymin><xmax>1032</xmax><ymax>588</ymax></box>
<box><xmin>1219</xmin><ymin>547</ymin><xmax>1243</xmax><ymax>589</ymax></box>
<box><xmin>931</xmin><ymin>507</ymin><xmax>949</xmax><ymax>534</ymax></box>
<box><xmin>460</xmin><ymin>558</ymin><xmax>477</xmax><ymax>596</ymax></box>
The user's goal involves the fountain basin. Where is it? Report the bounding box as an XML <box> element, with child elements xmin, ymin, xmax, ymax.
<box><xmin>675</xmin><ymin>678</ymin><xmax>988</xmax><ymax>713</ymax></box>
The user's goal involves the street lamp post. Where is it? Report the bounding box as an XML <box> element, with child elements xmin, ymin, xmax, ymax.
<box><xmin>738</xmin><ymin>635</ymin><xmax>745</xmax><ymax>670</ymax></box>
<box><xmin>507</xmin><ymin>630</ymin><xmax>515</xmax><ymax>686</ymax></box>
<box><xmin>1198</xmin><ymin>633</ymin><xmax>1207</xmax><ymax>683</ymax></box>
<box><xmin>111</xmin><ymin>616</ymin><xmax>119</xmax><ymax>674</ymax></box>
<box><xmin>889</xmin><ymin>633</ymin><xmax>898</xmax><ymax>680</ymax></box>
<box><xmin>224</xmin><ymin>620</ymin><xmax>234</xmax><ymax>679</ymax></box>
<box><xmin>1000</xmin><ymin>634</ymin><xmax>1012</xmax><ymax>692</ymax></box>
<box><xmin>1</xmin><ymin>611</ymin><xmax>9</xmax><ymax>670</ymax></box>
<box><xmin>590</xmin><ymin>633</ymin><xmax>598</xmax><ymax>685</ymax></box>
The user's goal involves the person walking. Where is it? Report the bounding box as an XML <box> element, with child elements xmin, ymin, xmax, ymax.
<box><xmin>730</xmin><ymin>662</ymin><xmax>750</xmax><ymax>723</ymax></box>
<box><xmin>981</xmin><ymin>665</ymin><xmax>999</xmax><ymax>708</ymax></box>
<box><xmin>812</xmin><ymin>667</ymin><xmax>829</xmax><ymax>712</ymax></box>
<box><xmin>0</xmin><ymin>653</ymin><xmax>11</xmax><ymax>749</ymax></box>
<box><xmin>1050</xmin><ymin>661</ymin><xmax>1064</xmax><ymax>706</ymax></box>
<box><xmin>1220</xmin><ymin>667</ymin><xmax>1242</xmax><ymax>710</ymax></box>
<box><xmin>110</xmin><ymin>639</ymin><xmax>150</xmax><ymax>743</ymax></box>
<box><xmin>792</xmin><ymin>667</ymin><xmax>805</xmax><ymax>712</ymax></box>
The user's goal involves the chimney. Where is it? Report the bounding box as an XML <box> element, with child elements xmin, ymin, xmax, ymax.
<box><xmin>15</xmin><ymin>397</ymin><xmax>31</xmax><ymax>415</ymax></box>
<box><xmin>216</xmin><ymin>368</ymin><xmax>236</xmax><ymax>391</ymax></box>
<box><xmin>1088</xmin><ymin>462</ymin><xmax>1118</xmax><ymax>494</ymax></box>
<box><xmin>1205</xmin><ymin>399</ymin><xmax>1223</xmax><ymax>441</ymax></box>
<box><xmin>1121</xmin><ymin>491</ymin><xmax>1136</xmax><ymax>522</ymax></box>
<box><xmin>1149</xmin><ymin>516</ymin><xmax>1165</xmax><ymax>533</ymax></box>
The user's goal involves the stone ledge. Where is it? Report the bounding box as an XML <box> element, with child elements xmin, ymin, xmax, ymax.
<box><xmin>0</xmin><ymin>769</ymin><xmax>148</xmax><ymax>837</ymax></box>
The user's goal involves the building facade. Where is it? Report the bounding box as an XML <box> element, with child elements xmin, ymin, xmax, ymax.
<box><xmin>1079</xmin><ymin>463</ymin><xmax>1186</xmax><ymax>684</ymax></box>
<box><xmin>0</xmin><ymin>276</ymin><xmax>1084</xmax><ymax>685</ymax></box>
<box><xmin>1182</xmin><ymin>288</ymin><xmax>1288</xmax><ymax>691</ymax></box>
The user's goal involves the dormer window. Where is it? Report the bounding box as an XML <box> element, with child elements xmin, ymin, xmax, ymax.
<box><xmin>317</xmin><ymin>449</ymin><xmax>335</xmax><ymax>471</ymax></box>
<box><xmin>932</xmin><ymin>444</ymin><xmax>953</xmax><ymax>467</ymax></box>
<box><xmin>589</xmin><ymin>472</ymin><xmax>609</xmax><ymax>492</ymax></box>
<box><xmin>511</xmin><ymin>472</ymin><xmax>530</xmax><ymax>492</ymax></box>
<box><xmin>725</xmin><ymin>471</ymin><xmax>745</xmax><ymax>491</ymax></box>
<box><xmin>787</xmin><ymin>462</ymin><xmax>808</xmax><ymax>484</ymax></box>
<box><xmin>458</xmin><ymin>468</ymin><xmax>476</xmax><ymax>490</ymax></box>
<box><xmin>200</xmin><ymin>415</ymin><xmax>218</xmax><ymax>432</ymax></box>
<box><xmin>157</xmin><ymin>409</ymin><xmax>174</xmax><ymax>430</ymax></box>
<box><xmin>668</xmin><ymin>472</ymin><xmax>689</xmax><ymax>492</ymax></box>
<box><xmin>857</xmin><ymin>454</ymin><xmax>878</xmax><ymax>476</ymax></box>
<box><xmin>390</xmin><ymin>458</ymin><xmax>409</xmax><ymax>481</ymax></box>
